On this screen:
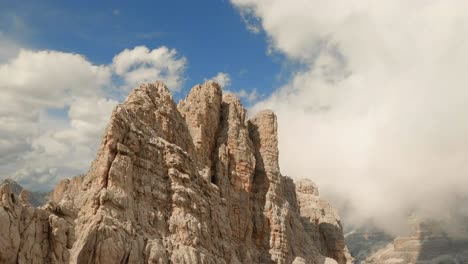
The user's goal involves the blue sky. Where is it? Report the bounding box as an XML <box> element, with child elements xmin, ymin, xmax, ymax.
<box><xmin>0</xmin><ymin>0</ymin><xmax>287</xmax><ymax>100</ymax></box>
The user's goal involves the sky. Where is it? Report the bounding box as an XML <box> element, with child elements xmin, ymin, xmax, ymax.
<box><xmin>2</xmin><ymin>0</ymin><xmax>468</xmax><ymax>235</ymax></box>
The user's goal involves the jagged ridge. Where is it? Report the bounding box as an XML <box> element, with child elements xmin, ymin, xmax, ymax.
<box><xmin>0</xmin><ymin>81</ymin><xmax>352</xmax><ymax>264</ymax></box>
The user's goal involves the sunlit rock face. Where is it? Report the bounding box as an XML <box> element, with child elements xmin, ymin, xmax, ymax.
<box><xmin>0</xmin><ymin>81</ymin><xmax>352</xmax><ymax>264</ymax></box>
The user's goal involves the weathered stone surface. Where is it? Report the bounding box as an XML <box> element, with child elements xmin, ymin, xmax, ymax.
<box><xmin>0</xmin><ymin>178</ymin><xmax>49</xmax><ymax>207</ymax></box>
<box><xmin>0</xmin><ymin>182</ymin><xmax>52</xmax><ymax>264</ymax></box>
<box><xmin>178</xmin><ymin>81</ymin><xmax>222</xmax><ymax>181</ymax></box>
<box><xmin>295</xmin><ymin>179</ymin><xmax>353</xmax><ymax>264</ymax></box>
<box><xmin>0</xmin><ymin>81</ymin><xmax>352</xmax><ymax>264</ymax></box>
<box><xmin>50</xmin><ymin>175</ymin><xmax>84</xmax><ymax>204</ymax></box>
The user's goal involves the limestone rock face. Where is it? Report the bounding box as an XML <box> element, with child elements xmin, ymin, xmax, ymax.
<box><xmin>0</xmin><ymin>182</ymin><xmax>56</xmax><ymax>264</ymax></box>
<box><xmin>0</xmin><ymin>179</ymin><xmax>49</xmax><ymax>207</ymax></box>
<box><xmin>295</xmin><ymin>179</ymin><xmax>353</xmax><ymax>264</ymax></box>
<box><xmin>178</xmin><ymin>81</ymin><xmax>222</xmax><ymax>181</ymax></box>
<box><xmin>0</xmin><ymin>81</ymin><xmax>352</xmax><ymax>264</ymax></box>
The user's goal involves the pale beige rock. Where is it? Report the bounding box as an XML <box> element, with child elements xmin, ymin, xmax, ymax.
<box><xmin>295</xmin><ymin>179</ymin><xmax>353</xmax><ymax>264</ymax></box>
<box><xmin>0</xmin><ymin>183</ymin><xmax>53</xmax><ymax>264</ymax></box>
<box><xmin>178</xmin><ymin>81</ymin><xmax>222</xmax><ymax>181</ymax></box>
<box><xmin>50</xmin><ymin>175</ymin><xmax>84</xmax><ymax>204</ymax></box>
<box><xmin>0</xmin><ymin>81</ymin><xmax>352</xmax><ymax>264</ymax></box>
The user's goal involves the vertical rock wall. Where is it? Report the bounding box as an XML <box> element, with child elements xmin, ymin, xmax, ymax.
<box><xmin>0</xmin><ymin>81</ymin><xmax>352</xmax><ymax>264</ymax></box>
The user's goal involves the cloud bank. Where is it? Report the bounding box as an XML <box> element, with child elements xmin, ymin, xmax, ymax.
<box><xmin>232</xmin><ymin>0</ymin><xmax>468</xmax><ymax>234</ymax></box>
<box><xmin>0</xmin><ymin>46</ymin><xmax>186</xmax><ymax>191</ymax></box>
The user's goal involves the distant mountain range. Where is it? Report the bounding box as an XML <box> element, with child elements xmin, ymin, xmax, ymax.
<box><xmin>344</xmin><ymin>226</ymin><xmax>394</xmax><ymax>263</ymax></box>
<box><xmin>345</xmin><ymin>218</ymin><xmax>468</xmax><ymax>263</ymax></box>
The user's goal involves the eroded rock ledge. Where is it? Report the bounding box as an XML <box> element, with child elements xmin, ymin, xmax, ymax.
<box><xmin>0</xmin><ymin>81</ymin><xmax>352</xmax><ymax>264</ymax></box>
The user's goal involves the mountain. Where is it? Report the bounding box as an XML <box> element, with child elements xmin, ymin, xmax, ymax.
<box><xmin>346</xmin><ymin>217</ymin><xmax>468</xmax><ymax>264</ymax></box>
<box><xmin>0</xmin><ymin>178</ymin><xmax>49</xmax><ymax>207</ymax></box>
<box><xmin>0</xmin><ymin>81</ymin><xmax>352</xmax><ymax>264</ymax></box>
<box><xmin>344</xmin><ymin>226</ymin><xmax>393</xmax><ymax>263</ymax></box>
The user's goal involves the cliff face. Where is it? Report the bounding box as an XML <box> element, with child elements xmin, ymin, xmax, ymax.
<box><xmin>0</xmin><ymin>179</ymin><xmax>48</xmax><ymax>207</ymax></box>
<box><xmin>0</xmin><ymin>81</ymin><xmax>352</xmax><ymax>264</ymax></box>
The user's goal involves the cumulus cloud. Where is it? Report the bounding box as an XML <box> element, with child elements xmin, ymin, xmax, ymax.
<box><xmin>236</xmin><ymin>88</ymin><xmax>257</xmax><ymax>103</ymax></box>
<box><xmin>225</xmin><ymin>88</ymin><xmax>258</xmax><ymax>104</ymax></box>
<box><xmin>0</xmin><ymin>45</ymin><xmax>186</xmax><ymax>191</ymax></box>
<box><xmin>0</xmin><ymin>49</ymin><xmax>112</xmax><ymax>166</ymax></box>
<box><xmin>232</xmin><ymin>0</ymin><xmax>468</xmax><ymax>234</ymax></box>
<box><xmin>112</xmin><ymin>46</ymin><xmax>186</xmax><ymax>92</ymax></box>
<box><xmin>207</xmin><ymin>72</ymin><xmax>232</xmax><ymax>88</ymax></box>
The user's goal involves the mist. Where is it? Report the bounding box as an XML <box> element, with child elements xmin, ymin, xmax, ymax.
<box><xmin>233</xmin><ymin>0</ymin><xmax>468</xmax><ymax>235</ymax></box>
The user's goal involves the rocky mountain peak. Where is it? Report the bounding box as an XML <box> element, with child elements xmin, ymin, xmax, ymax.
<box><xmin>0</xmin><ymin>178</ymin><xmax>48</xmax><ymax>207</ymax></box>
<box><xmin>0</xmin><ymin>81</ymin><xmax>352</xmax><ymax>264</ymax></box>
<box><xmin>296</xmin><ymin>179</ymin><xmax>320</xmax><ymax>196</ymax></box>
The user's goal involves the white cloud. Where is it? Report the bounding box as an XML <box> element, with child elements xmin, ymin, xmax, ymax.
<box><xmin>0</xmin><ymin>45</ymin><xmax>186</xmax><ymax>191</ymax></box>
<box><xmin>0</xmin><ymin>49</ymin><xmax>111</xmax><ymax>102</ymax></box>
<box><xmin>11</xmin><ymin>167</ymin><xmax>59</xmax><ymax>192</ymax></box>
<box><xmin>0</xmin><ymin>49</ymin><xmax>112</xmax><ymax>167</ymax></box>
<box><xmin>233</xmin><ymin>0</ymin><xmax>468</xmax><ymax>234</ymax></box>
<box><xmin>236</xmin><ymin>88</ymin><xmax>257</xmax><ymax>103</ymax></box>
<box><xmin>207</xmin><ymin>72</ymin><xmax>231</xmax><ymax>88</ymax></box>
<box><xmin>225</xmin><ymin>88</ymin><xmax>257</xmax><ymax>104</ymax></box>
<box><xmin>112</xmin><ymin>46</ymin><xmax>186</xmax><ymax>91</ymax></box>
<box><xmin>16</xmin><ymin>97</ymin><xmax>118</xmax><ymax>191</ymax></box>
